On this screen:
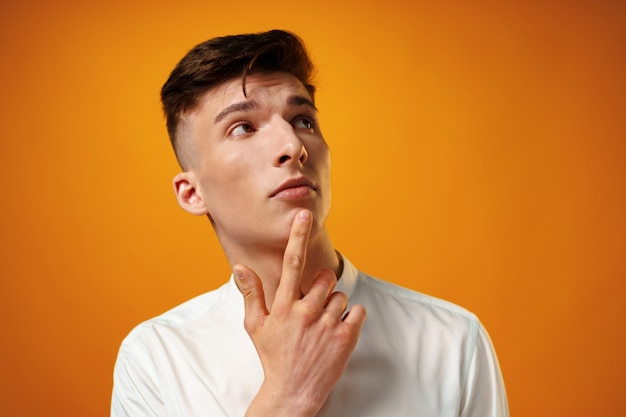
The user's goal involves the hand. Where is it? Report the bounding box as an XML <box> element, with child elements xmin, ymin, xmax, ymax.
<box><xmin>233</xmin><ymin>210</ymin><xmax>366</xmax><ymax>417</ymax></box>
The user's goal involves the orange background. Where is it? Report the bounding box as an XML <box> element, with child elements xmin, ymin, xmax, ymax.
<box><xmin>1</xmin><ymin>0</ymin><xmax>624</xmax><ymax>415</ymax></box>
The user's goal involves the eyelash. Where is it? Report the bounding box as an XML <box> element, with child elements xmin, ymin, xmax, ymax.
<box><xmin>293</xmin><ymin>115</ymin><xmax>316</xmax><ymax>130</ymax></box>
<box><xmin>226</xmin><ymin>114</ymin><xmax>317</xmax><ymax>138</ymax></box>
<box><xmin>228</xmin><ymin>122</ymin><xmax>255</xmax><ymax>137</ymax></box>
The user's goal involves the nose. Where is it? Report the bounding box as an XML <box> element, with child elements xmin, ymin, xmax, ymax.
<box><xmin>272</xmin><ymin>120</ymin><xmax>309</xmax><ymax>167</ymax></box>
<box><xmin>276</xmin><ymin>144</ymin><xmax>308</xmax><ymax>166</ymax></box>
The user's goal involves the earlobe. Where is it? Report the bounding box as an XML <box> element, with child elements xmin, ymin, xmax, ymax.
<box><xmin>173</xmin><ymin>172</ymin><xmax>209</xmax><ymax>216</ymax></box>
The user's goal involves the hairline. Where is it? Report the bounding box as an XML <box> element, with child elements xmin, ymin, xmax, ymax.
<box><xmin>174</xmin><ymin>70</ymin><xmax>316</xmax><ymax>170</ymax></box>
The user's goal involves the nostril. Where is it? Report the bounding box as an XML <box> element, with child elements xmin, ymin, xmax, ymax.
<box><xmin>279</xmin><ymin>155</ymin><xmax>290</xmax><ymax>164</ymax></box>
<box><xmin>299</xmin><ymin>146</ymin><xmax>308</xmax><ymax>164</ymax></box>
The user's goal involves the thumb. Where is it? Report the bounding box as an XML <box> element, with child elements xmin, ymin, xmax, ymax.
<box><xmin>233</xmin><ymin>264</ymin><xmax>268</xmax><ymax>335</ymax></box>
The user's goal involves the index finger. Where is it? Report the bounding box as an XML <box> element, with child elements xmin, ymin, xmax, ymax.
<box><xmin>275</xmin><ymin>209</ymin><xmax>312</xmax><ymax>302</ymax></box>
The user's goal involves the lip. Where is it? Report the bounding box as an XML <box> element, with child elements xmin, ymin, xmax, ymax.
<box><xmin>270</xmin><ymin>177</ymin><xmax>316</xmax><ymax>199</ymax></box>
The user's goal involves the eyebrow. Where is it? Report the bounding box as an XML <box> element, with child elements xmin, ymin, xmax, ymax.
<box><xmin>287</xmin><ymin>95</ymin><xmax>317</xmax><ymax>111</ymax></box>
<box><xmin>214</xmin><ymin>101</ymin><xmax>260</xmax><ymax>124</ymax></box>
<box><xmin>213</xmin><ymin>94</ymin><xmax>317</xmax><ymax>124</ymax></box>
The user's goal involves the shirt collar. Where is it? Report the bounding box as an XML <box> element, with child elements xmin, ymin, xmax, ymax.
<box><xmin>226</xmin><ymin>254</ymin><xmax>358</xmax><ymax>318</ymax></box>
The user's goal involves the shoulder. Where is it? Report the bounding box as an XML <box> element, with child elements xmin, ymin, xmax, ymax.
<box><xmin>118</xmin><ymin>281</ymin><xmax>232</xmax><ymax>352</ymax></box>
<box><xmin>353</xmin><ymin>271</ymin><xmax>481</xmax><ymax>337</ymax></box>
<box><xmin>352</xmin><ymin>272</ymin><xmax>509</xmax><ymax>416</ymax></box>
<box><xmin>357</xmin><ymin>272</ymin><xmax>477</xmax><ymax>317</ymax></box>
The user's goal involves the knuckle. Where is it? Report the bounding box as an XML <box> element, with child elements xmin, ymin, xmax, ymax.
<box><xmin>243</xmin><ymin>314</ymin><xmax>267</xmax><ymax>337</ymax></box>
<box><xmin>319</xmin><ymin>272</ymin><xmax>336</xmax><ymax>288</ymax></box>
<box><xmin>335</xmin><ymin>323</ymin><xmax>358</xmax><ymax>345</ymax></box>
<box><xmin>243</xmin><ymin>317</ymin><xmax>258</xmax><ymax>335</ymax></box>
<box><xmin>326</xmin><ymin>291</ymin><xmax>348</xmax><ymax>312</ymax></box>
<box><xmin>320</xmin><ymin>312</ymin><xmax>338</xmax><ymax>327</ymax></box>
<box><xmin>284</xmin><ymin>252</ymin><xmax>304</xmax><ymax>269</ymax></box>
<box><xmin>296</xmin><ymin>299</ymin><xmax>321</xmax><ymax>322</ymax></box>
<box><xmin>331</xmin><ymin>290</ymin><xmax>347</xmax><ymax>304</ymax></box>
<box><xmin>292</xmin><ymin>225</ymin><xmax>309</xmax><ymax>238</ymax></box>
<box><xmin>239</xmin><ymin>284</ymin><xmax>255</xmax><ymax>299</ymax></box>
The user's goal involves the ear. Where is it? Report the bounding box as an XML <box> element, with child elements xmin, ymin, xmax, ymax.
<box><xmin>173</xmin><ymin>172</ymin><xmax>209</xmax><ymax>216</ymax></box>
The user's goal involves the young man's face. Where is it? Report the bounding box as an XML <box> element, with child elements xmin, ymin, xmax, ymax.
<box><xmin>174</xmin><ymin>71</ymin><xmax>331</xmax><ymax>250</ymax></box>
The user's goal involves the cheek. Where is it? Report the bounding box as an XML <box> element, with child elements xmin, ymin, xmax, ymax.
<box><xmin>307</xmin><ymin>135</ymin><xmax>329</xmax><ymax>157</ymax></box>
<box><xmin>311</xmin><ymin>144</ymin><xmax>331</xmax><ymax>176</ymax></box>
<box><xmin>199</xmin><ymin>153</ymin><xmax>260</xmax><ymax>199</ymax></box>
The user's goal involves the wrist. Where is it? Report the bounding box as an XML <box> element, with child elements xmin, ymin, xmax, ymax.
<box><xmin>245</xmin><ymin>381</ymin><xmax>324</xmax><ymax>417</ymax></box>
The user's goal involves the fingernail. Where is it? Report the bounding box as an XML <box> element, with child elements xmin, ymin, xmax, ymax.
<box><xmin>298</xmin><ymin>210</ymin><xmax>311</xmax><ymax>221</ymax></box>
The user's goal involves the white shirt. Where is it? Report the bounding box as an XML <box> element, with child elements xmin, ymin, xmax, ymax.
<box><xmin>112</xmin><ymin>258</ymin><xmax>508</xmax><ymax>416</ymax></box>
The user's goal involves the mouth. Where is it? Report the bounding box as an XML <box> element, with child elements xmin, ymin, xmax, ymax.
<box><xmin>270</xmin><ymin>177</ymin><xmax>317</xmax><ymax>200</ymax></box>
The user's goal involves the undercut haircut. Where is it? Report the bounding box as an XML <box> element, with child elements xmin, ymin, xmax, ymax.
<box><xmin>160</xmin><ymin>29</ymin><xmax>316</xmax><ymax>168</ymax></box>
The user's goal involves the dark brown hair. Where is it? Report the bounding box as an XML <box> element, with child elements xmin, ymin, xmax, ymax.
<box><xmin>161</xmin><ymin>29</ymin><xmax>316</xmax><ymax>166</ymax></box>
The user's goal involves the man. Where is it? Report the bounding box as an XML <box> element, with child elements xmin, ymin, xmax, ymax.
<box><xmin>111</xmin><ymin>30</ymin><xmax>508</xmax><ymax>417</ymax></box>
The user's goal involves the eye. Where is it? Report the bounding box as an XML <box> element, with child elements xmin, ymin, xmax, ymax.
<box><xmin>293</xmin><ymin>116</ymin><xmax>315</xmax><ymax>130</ymax></box>
<box><xmin>229</xmin><ymin>122</ymin><xmax>255</xmax><ymax>137</ymax></box>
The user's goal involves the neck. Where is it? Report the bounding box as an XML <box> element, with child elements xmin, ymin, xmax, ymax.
<box><xmin>220</xmin><ymin>228</ymin><xmax>340</xmax><ymax>309</ymax></box>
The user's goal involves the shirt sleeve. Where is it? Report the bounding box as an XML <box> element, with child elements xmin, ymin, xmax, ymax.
<box><xmin>111</xmin><ymin>336</ymin><xmax>167</xmax><ymax>417</ymax></box>
<box><xmin>459</xmin><ymin>323</ymin><xmax>509</xmax><ymax>417</ymax></box>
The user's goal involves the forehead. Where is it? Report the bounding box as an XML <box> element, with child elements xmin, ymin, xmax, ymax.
<box><xmin>177</xmin><ymin>71</ymin><xmax>314</xmax><ymax>166</ymax></box>
<box><xmin>197</xmin><ymin>71</ymin><xmax>312</xmax><ymax>116</ymax></box>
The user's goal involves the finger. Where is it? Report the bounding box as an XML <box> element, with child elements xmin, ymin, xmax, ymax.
<box><xmin>276</xmin><ymin>210</ymin><xmax>313</xmax><ymax>302</ymax></box>
<box><xmin>323</xmin><ymin>291</ymin><xmax>349</xmax><ymax>319</ymax></box>
<box><xmin>303</xmin><ymin>269</ymin><xmax>337</xmax><ymax>308</ymax></box>
<box><xmin>233</xmin><ymin>264</ymin><xmax>269</xmax><ymax>335</ymax></box>
<box><xmin>342</xmin><ymin>304</ymin><xmax>367</xmax><ymax>331</ymax></box>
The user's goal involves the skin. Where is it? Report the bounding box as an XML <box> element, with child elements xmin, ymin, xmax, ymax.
<box><xmin>172</xmin><ymin>71</ymin><xmax>367</xmax><ymax>416</ymax></box>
